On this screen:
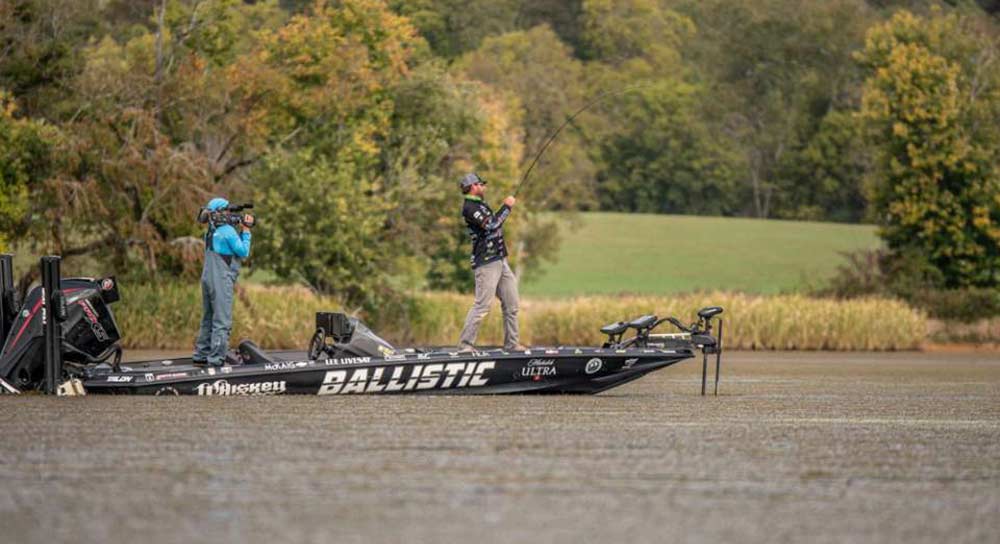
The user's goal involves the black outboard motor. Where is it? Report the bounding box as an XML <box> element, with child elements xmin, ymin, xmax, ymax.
<box><xmin>0</xmin><ymin>276</ymin><xmax>123</xmax><ymax>391</ymax></box>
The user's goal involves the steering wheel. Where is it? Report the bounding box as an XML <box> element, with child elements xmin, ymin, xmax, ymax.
<box><xmin>308</xmin><ymin>328</ymin><xmax>327</xmax><ymax>361</ymax></box>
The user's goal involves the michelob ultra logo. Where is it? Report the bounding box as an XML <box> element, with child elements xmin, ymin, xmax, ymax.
<box><xmin>319</xmin><ymin>361</ymin><xmax>495</xmax><ymax>395</ymax></box>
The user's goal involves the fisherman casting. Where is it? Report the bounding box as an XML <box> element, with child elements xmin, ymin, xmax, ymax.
<box><xmin>457</xmin><ymin>173</ymin><xmax>525</xmax><ymax>352</ymax></box>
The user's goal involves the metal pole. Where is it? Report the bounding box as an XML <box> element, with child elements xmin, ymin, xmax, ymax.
<box><xmin>0</xmin><ymin>254</ymin><xmax>12</xmax><ymax>345</ymax></box>
<box><xmin>714</xmin><ymin>319</ymin><xmax>723</xmax><ymax>396</ymax></box>
<box><xmin>700</xmin><ymin>351</ymin><xmax>708</xmax><ymax>396</ymax></box>
<box><xmin>41</xmin><ymin>256</ymin><xmax>63</xmax><ymax>395</ymax></box>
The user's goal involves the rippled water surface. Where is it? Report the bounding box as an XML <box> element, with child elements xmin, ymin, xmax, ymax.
<box><xmin>2</xmin><ymin>351</ymin><xmax>998</xmax><ymax>543</ymax></box>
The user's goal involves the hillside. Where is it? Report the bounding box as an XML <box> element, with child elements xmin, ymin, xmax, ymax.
<box><xmin>521</xmin><ymin>213</ymin><xmax>881</xmax><ymax>297</ymax></box>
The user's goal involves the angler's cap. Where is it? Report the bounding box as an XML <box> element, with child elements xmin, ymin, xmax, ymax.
<box><xmin>206</xmin><ymin>197</ymin><xmax>229</xmax><ymax>211</ymax></box>
<box><xmin>459</xmin><ymin>173</ymin><xmax>486</xmax><ymax>190</ymax></box>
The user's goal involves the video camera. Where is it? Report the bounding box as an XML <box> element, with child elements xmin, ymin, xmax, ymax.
<box><xmin>197</xmin><ymin>202</ymin><xmax>256</xmax><ymax>229</ymax></box>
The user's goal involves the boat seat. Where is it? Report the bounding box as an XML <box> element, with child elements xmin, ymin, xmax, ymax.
<box><xmin>237</xmin><ymin>339</ymin><xmax>273</xmax><ymax>365</ymax></box>
<box><xmin>600</xmin><ymin>321</ymin><xmax>629</xmax><ymax>335</ymax></box>
<box><xmin>627</xmin><ymin>314</ymin><xmax>658</xmax><ymax>330</ymax></box>
<box><xmin>697</xmin><ymin>306</ymin><xmax>724</xmax><ymax>319</ymax></box>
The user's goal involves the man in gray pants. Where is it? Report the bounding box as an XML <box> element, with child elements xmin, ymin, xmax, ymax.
<box><xmin>457</xmin><ymin>173</ymin><xmax>525</xmax><ymax>352</ymax></box>
<box><xmin>193</xmin><ymin>197</ymin><xmax>253</xmax><ymax>366</ymax></box>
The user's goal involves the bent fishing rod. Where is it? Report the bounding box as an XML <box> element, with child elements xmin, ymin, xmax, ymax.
<box><xmin>512</xmin><ymin>85</ymin><xmax>649</xmax><ymax>198</ymax></box>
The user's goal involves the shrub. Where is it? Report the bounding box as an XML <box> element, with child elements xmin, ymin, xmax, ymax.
<box><xmin>907</xmin><ymin>288</ymin><xmax>1000</xmax><ymax>323</ymax></box>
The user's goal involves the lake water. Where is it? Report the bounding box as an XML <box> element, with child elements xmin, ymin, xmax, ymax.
<box><xmin>1</xmin><ymin>351</ymin><xmax>997</xmax><ymax>543</ymax></box>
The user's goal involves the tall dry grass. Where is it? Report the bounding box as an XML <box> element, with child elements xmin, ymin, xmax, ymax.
<box><xmin>115</xmin><ymin>283</ymin><xmax>343</xmax><ymax>349</ymax></box>
<box><xmin>404</xmin><ymin>292</ymin><xmax>927</xmax><ymax>350</ymax></box>
<box><xmin>114</xmin><ymin>284</ymin><xmax>927</xmax><ymax>351</ymax></box>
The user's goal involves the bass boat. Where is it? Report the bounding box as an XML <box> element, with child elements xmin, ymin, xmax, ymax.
<box><xmin>0</xmin><ymin>255</ymin><xmax>724</xmax><ymax>396</ymax></box>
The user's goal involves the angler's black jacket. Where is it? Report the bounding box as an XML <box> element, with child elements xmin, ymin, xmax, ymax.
<box><xmin>462</xmin><ymin>195</ymin><xmax>511</xmax><ymax>269</ymax></box>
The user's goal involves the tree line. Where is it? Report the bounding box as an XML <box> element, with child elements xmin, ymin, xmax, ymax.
<box><xmin>1</xmin><ymin>0</ymin><xmax>997</xmax><ymax>305</ymax></box>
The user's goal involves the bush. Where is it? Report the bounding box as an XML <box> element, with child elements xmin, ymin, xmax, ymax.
<box><xmin>821</xmin><ymin>249</ymin><xmax>999</xmax><ymax>323</ymax></box>
<box><xmin>907</xmin><ymin>288</ymin><xmax>1000</xmax><ymax>323</ymax></box>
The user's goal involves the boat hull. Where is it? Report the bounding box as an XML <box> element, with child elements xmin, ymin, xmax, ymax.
<box><xmin>82</xmin><ymin>347</ymin><xmax>693</xmax><ymax>396</ymax></box>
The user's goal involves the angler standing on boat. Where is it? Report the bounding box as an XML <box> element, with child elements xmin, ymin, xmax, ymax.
<box><xmin>193</xmin><ymin>197</ymin><xmax>254</xmax><ymax>366</ymax></box>
<box><xmin>457</xmin><ymin>173</ymin><xmax>525</xmax><ymax>352</ymax></box>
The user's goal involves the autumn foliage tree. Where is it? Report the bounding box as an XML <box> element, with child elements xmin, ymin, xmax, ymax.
<box><xmin>857</xmin><ymin>10</ymin><xmax>1000</xmax><ymax>288</ymax></box>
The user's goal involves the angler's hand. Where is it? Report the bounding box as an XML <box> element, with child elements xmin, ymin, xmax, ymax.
<box><xmin>503</xmin><ymin>196</ymin><xmax>516</xmax><ymax>208</ymax></box>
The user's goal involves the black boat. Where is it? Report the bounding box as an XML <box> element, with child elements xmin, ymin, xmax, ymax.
<box><xmin>0</xmin><ymin>255</ymin><xmax>724</xmax><ymax>396</ymax></box>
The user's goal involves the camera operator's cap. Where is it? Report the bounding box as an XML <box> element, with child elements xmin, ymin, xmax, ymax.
<box><xmin>206</xmin><ymin>197</ymin><xmax>229</xmax><ymax>211</ymax></box>
<box><xmin>459</xmin><ymin>172</ymin><xmax>486</xmax><ymax>190</ymax></box>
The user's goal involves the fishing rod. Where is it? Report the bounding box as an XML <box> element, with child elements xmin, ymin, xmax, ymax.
<box><xmin>512</xmin><ymin>85</ymin><xmax>649</xmax><ymax>198</ymax></box>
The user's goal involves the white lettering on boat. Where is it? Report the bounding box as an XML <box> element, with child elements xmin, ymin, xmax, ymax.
<box><xmin>318</xmin><ymin>362</ymin><xmax>495</xmax><ymax>395</ymax></box>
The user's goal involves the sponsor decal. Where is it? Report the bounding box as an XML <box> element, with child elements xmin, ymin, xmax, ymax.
<box><xmin>383</xmin><ymin>354</ymin><xmax>407</xmax><ymax>361</ymax></box>
<box><xmin>156</xmin><ymin>372</ymin><xmax>189</xmax><ymax>381</ymax></box>
<box><xmin>119</xmin><ymin>366</ymin><xmax>134</xmax><ymax>372</ymax></box>
<box><xmin>78</xmin><ymin>300</ymin><xmax>98</xmax><ymax>323</ymax></box>
<box><xmin>264</xmin><ymin>361</ymin><xmax>308</xmax><ymax>371</ymax></box>
<box><xmin>623</xmin><ymin>358</ymin><xmax>639</xmax><ymax>369</ymax></box>
<box><xmin>615</xmin><ymin>349</ymin><xmax>627</xmax><ymax>354</ymax></box>
<box><xmin>585</xmin><ymin>358</ymin><xmax>603</xmax><ymax>375</ymax></box>
<box><xmin>106</xmin><ymin>375</ymin><xmax>133</xmax><ymax>383</ymax></box>
<box><xmin>221</xmin><ymin>366</ymin><xmax>233</xmax><ymax>374</ymax></box>
<box><xmin>318</xmin><ymin>361</ymin><xmax>495</xmax><ymax>395</ymax></box>
<box><xmin>545</xmin><ymin>349</ymin><xmax>559</xmax><ymax>355</ymax></box>
<box><xmin>521</xmin><ymin>359</ymin><xmax>556</xmax><ymax>378</ymax></box>
<box><xmin>207</xmin><ymin>368</ymin><xmax>216</xmax><ymax>376</ymax></box>
<box><xmin>195</xmin><ymin>379</ymin><xmax>287</xmax><ymax>396</ymax></box>
<box><xmin>78</xmin><ymin>300</ymin><xmax>110</xmax><ymax>342</ymax></box>
<box><xmin>573</xmin><ymin>348</ymin><xmax>583</xmax><ymax>355</ymax></box>
<box><xmin>21</xmin><ymin>309</ymin><xmax>29</xmax><ymax>318</ymax></box>
<box><xmin>155</xmin><ymin>387</ymin><xmax>180</xmax><ymax>396</ymax></box>
<box><xmin>416</xmin><ymin>353</ymin><xmax>431</xmax><ymax>360</ymax></box>
<box><xmin>324</xmin><ymin>356</ymin><xmax>371</xmax><ymax>366</ymax></box>
<box><xmin>101</xmin><ymin>278</ymin><xmax>114</xmax><ymax>291</ymax></box>
<box><xmin>144</xmin><ymin>373</ymin><xmax>155</xmax><ymax>381</ymax></box>
<box><xmin>161</xmin><ymin>360</ymin><xmax>174</xmax><ymax>366</ymax></box>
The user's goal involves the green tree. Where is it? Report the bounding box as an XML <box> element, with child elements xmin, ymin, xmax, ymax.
<box><xmin>596</xmin><ymin>80</ymin><xmax>740</xmax><ymax>215</ymax></box>
<box><xmin>671</xmin><ymin>0</ymin><xmax>875</xmax><ymax>219</ymax></box>
<box><xmin>0</xmin><ymin>92</ymin><xmax>57</xmax><ymax>251</ymax></box>
<box><xmin>857</xmin><ymin>9</ymin><xmax>1000</xmax><ymax>287</ymax></box>
<box><xmin>388</xmin><ymin>0</ymin><xmax>521</xmax><ymax>59</ymax></box>
<box><xmin>242</xmin><ymin>1</ymin><xmax>525</xmax><ymax>301</ymax></box>
<box><xmin>458</xmin><ymin>25</ymin><xmax>595</xmax><ymax>210</ymax></box>
<box><xmin>18</xmin><ymin>0</ymin><xmax>279</xmax><ymax>276</ymax></box>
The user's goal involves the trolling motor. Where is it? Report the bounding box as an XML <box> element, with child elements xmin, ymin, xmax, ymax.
<box><xmin>600</xmin><ymin>306</ymin><xmax>725</xmax><ymax>396</ymax></box>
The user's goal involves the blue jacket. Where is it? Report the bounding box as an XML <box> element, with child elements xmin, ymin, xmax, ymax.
<box><xmin>210</xmin><ymin>224</ymin><xmax>252</xmax><ymax>258</ymax></box>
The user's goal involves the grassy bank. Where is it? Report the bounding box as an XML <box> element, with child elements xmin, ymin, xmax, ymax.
<box><xmin>523</xmin><ymin>213</ymin><xmax>881</xmax><ymax>297</ymax></box>
<box><xmin>116</xmin><ymin>283</ymin><xmax>925</xmax><ymax>351</ymax></box>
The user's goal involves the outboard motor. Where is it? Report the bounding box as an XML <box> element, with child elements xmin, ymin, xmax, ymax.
<box><xmin>0</xmin><ymin>276</ymin><xmax>123</xmax><ymax>391</ymax></box>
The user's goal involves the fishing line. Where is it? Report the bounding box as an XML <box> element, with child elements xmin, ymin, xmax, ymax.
<box><xmin>513</xmin><ymin>84</ymin><xmax>650</xmax><ymax>198</ymax></box>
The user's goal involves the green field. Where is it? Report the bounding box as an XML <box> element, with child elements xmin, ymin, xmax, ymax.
<box><xmin>522</xmin><ymin>213</ymin><xmax>881</xmax><ymax>297</ymax></box>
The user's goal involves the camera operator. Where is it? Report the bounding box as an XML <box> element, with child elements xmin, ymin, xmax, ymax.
<box><xmin>192</xmin><ymin>197</ymin><xmax>254</xmax><ymax>366</ymax></box>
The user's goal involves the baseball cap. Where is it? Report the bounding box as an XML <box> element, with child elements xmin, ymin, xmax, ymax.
<box><xmin>459</xmin><ymin>173</ymin><xmax>486</xmax><ymax>189</ymax></box>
